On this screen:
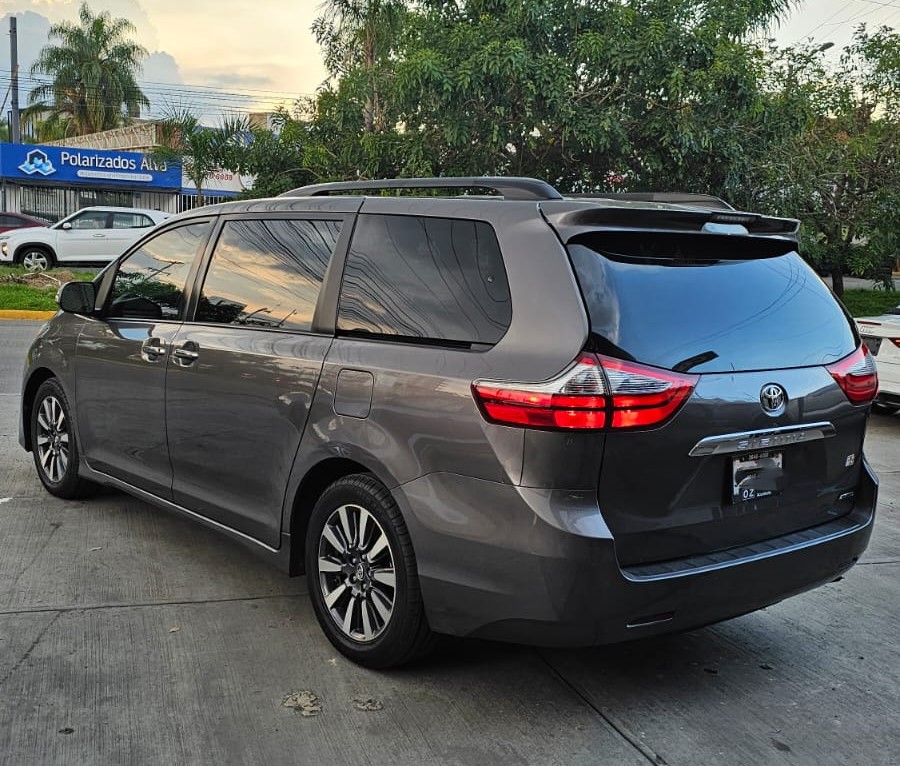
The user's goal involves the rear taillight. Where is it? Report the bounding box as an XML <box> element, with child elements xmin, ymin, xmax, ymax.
<box><xmin>826</xmin><ymin>345</ymin><xmax>878</xmax><ymax>404</ymax></box>
<box><xmin>891</xmin><ymin>338</ymin><xmax>900</xmax><ymax>348</ymax></box>
<box><xmin>472</xmin><ymin>353</ymin><xmax>698</xmax><ymax>431</ymax></box>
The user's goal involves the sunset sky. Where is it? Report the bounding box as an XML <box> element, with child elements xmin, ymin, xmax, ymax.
<box><xmin>0</xmin><ymin>0</ymin><xmax>897</xmax><ymax>118</ymax></box>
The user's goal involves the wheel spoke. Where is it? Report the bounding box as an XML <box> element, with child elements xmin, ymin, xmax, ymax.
<box><xmin>322</xmin><ymin>525</ymin><xmax>347</xmax><ymax>555</ymax></box>
<box><xmin>324</xmin><ymin>582</ymin><xmax>348</xmax><ymax>609</ymax></box>
<box><xmin>338</xmin><ymin>506</ymin><xmax>355</xmax><ymax>549</ymax></box>
<box><xmin>37</xmin><ymin>412</ymin><xmax>50</xmax><ymax>431</ymax></box>
<box><xmin>358</xmin><ymin>508</ymin><xmax>370</xmax><ymax>550</ymax></box>
<box><xmin>58</xmin><ymin>450</ymin><xmax>68</xmax><ymax>473</ymax></box>
<box><xmin>342</xmin><ymin>596</ymin><xmax>356</xmax><ymax>634</ymax></box>
<box><xmin>367</xmin><ymin>531</ymin><xmax>388</xmax><ymax>560</ymax></box>
<box><xmin>39</xmin><ymin>446</ymin><xmax>52</xmax><ymax>468</ymax></box>
<box><xmin>59</xmin><ymin>432</ymin><xmax>69</xmax><ymax>445</ymax></box>
<box><xmin>360</xmin><ymin>598</ymin><xmax>374</xmax><ymax>640</ymax></box>
<box><xmin>36</xmin><ymin>435</ymin><xmax>50</xmax><ymax>446</ymax></box>
<box><xmin>372</xmin><ymin>568</ymin><xmax>396</xmax><ymax>589</ymax></box>
<box><xmin>318</xmin><ymin>557</ymin><xmax>342</xmax><ymax>573</ymax></box>
<box><xmin>370</xmin><ymin>587</ymin><xmax>392</xmax><ymax>623</ymax></box>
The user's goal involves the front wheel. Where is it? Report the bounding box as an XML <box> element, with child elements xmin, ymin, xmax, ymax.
<box><xmin>30</xmin><ymin>378</ymin><xmax>95</xmax><ymax>498</ymax></box>
<box><xmin>19</xmin><ymin>247</ymin><xmax>54</xmax><ymax>272</ymax></box>
<box><xmin>305</xmin><ymin>474</ymin><xmax>435</xmax><ymax>668</ymax></box>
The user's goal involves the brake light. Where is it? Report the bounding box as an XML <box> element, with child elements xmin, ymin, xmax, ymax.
<box><xmin>826</xmin><ymin>345</ymin><xmax>878</xmax><ymax>404</ymax></box>
<box><xmin>472</xmin><ymin>353</ymin><xmax>698</xmax><ymax>431</ymax></box>
<box><xmin>892</xmin><ymin>338</ymin><xmax>900</xmax><ymax>348</ymax></box>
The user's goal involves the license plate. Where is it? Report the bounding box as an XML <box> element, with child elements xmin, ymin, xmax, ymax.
<box><xmin>861</xmin><ymin>335</ymin><xmax>882</xmax><ymax>355</ymax></box>
<box><xmin>732</xmin><ymin>451</ymin><xmax>783</xmax><ymax>504</ymax></box>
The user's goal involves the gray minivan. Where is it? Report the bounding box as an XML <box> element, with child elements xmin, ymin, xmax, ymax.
<box><xmin>20</xmin><ymin>177</ymin><xmax>879</xmax><ymax>667</ymax></box>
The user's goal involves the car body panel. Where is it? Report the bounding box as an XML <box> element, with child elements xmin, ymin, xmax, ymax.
<box><xmin>856</xmin><ymin>312</ymin><xmax>900</xmax><ymax>402</ymax></box>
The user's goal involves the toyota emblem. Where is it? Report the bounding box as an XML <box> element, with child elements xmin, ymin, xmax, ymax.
<box><xmin>760</xmin><ymin>384</ymin><xmax>787</xmax><ymax>415</ymax></box>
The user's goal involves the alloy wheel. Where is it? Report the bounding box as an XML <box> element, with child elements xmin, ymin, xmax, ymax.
<box><xmin>317</xmin><ymin>503</ymin><xmax>397</xmax><ymax>642</ymax></box>
<box><xmin>35</xmin><ymin>395</ymin><xmax>69</xmax><ymax>483</ymax></box>
<box><xmin>22</xmin><ymin>251</ymin><xmax>50</xmax><ymax>272</ymax></box>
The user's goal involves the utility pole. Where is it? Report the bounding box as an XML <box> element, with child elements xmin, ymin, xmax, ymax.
<box><xmin>10</xmin><ymin>16</ymin><xmax>20</xmax><ymax>143</ymax></box>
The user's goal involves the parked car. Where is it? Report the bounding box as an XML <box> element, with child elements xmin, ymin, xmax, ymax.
<box><xmin>856</xmin><ymin>306</ymin><xmax>900</xmax><ymax>414</ymax></box>
<box><xmin>20</xmin><ymin>177</ymin><xmax>879</xmax><ymax>668</ymax></box>
<box><xmin>0</xmin><ymin>206</ymin><xmax>170</xmax><ymax>271</ymax></box>
<box><xmin>0</xmin><ymin>211</ymin><xmax>48</xmax><ymax>234</ymax></box>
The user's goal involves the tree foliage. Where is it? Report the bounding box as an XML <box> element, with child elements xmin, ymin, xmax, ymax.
<box><xmin>27</xmin><ymin>2</ymin><xmax>149</xmax><ymax>137</ymax></box>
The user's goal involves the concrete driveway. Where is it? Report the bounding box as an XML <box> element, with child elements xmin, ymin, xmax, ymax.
<box><xmin>1</xmin><ymin>320</ymin><xmax>898</xmax><ymax>766</ymax></box>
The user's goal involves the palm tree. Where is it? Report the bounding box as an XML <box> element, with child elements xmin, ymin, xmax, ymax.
<box><xmin>150</xmin><ymin>111</ymin><xmax>248</xmax><ymax>206</ymax></box>
<box><xmin>27</xmin><ymin>2</ymin><xmax>149</xmax><ymax>137</ymax></box>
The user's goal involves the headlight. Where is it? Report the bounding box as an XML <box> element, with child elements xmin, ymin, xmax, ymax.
<box><xmin>1</xmin><ymin>243</ymin><xmax>7</xmax><ymax>256</ymax></box>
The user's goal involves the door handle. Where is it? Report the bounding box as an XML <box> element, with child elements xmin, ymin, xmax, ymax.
<box><xmin>171</xmin><ymin>340</ymin><xmax>200</xmax><ymax>365</ymax></box>
<box><xmin>141</xmin><ymin>337</ymin><xmax>167</xmax><ymax>361</ymax></box>
<box><xmin>92</xmin><ymin>233</ymin><xmax>106</xmax><ymax>238</ymax></box>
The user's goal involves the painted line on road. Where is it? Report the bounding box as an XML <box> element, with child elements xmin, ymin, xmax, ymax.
<box><xmin>0</xmin><ymin>591</ymin><xmax>309</xmax><ymax>617</ymax></box>
<box><xmin>0</xmin><ymin>310</ymin><xmax>55</xmax><ymax>320</ymax></box>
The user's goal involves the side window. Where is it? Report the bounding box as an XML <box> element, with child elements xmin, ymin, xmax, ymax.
<box><xmin>337</xmin><ymin>214</ymin><xmax>511</xmax><ymax>345</ymax></box>
<box><xmin>108</xmin><ymin>222</ymin><xmax>211</xmax><ymax>320</ymax></box>
<box><xmin>70</xmin><ymin>211</ymin><xmax>109</xmax><ymax>230</ymax></box>
<box><xmin>112</xmin><ymin>212</ymin><xmax>154</xmax><ymax>229</ymax></box>
<box><xmin>195</xmin><ymin>218</ymin><xmax>340</xmax><ymax>331</ymax></box>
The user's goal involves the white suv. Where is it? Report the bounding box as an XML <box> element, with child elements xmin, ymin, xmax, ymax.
<box><xmin>0</xmin><ymin>206</ymin><xmax>170</xmax><ymax>271</ymax></box>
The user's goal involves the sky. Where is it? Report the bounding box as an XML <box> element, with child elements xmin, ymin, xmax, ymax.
<box><xmin>0</xmin><ymin>0</ymin><xmax>898</xmax><ymax>121</ymax></box>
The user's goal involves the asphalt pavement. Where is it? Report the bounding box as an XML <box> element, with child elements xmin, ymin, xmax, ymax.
<box><xmin>1</xmin><ymin>320</ymin><xmax>898</xmax><ymax>766</ymax></box>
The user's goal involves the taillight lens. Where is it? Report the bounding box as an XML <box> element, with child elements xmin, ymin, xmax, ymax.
<box><xmin>826</xmin><ymin>345</ymin><xmax>878</xmax><ymax>404</ymax></box>
<box><xmin>891</xmin><ymin>338</ymin><xmax>900</xmax><ymax>348</ymax></box>
<box><xmin>472</xmin><ymin>353</ymin><xmax>698</xmax><ymax>431</ymax></box>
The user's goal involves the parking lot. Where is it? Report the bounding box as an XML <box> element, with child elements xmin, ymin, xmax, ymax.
<box><xmin>1</xmin><ymin>320</ymin><xmax>898</xmax><ymax>766</ymax></box>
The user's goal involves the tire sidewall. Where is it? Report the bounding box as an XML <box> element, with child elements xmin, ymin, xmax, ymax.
<box><xmin>305</xmin><ymin>476</ymin><xmax>419</xmax><ymax>664</ymax></box>
<box><xmin>18</xmin><ymin>246</ymin><xmax>54</xmax><ymax>271</ymax></box>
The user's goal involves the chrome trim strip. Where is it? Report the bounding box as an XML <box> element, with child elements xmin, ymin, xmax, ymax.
<box><xmin>688</xmin><ymin>421</ymin><xmax>836</xmax><ymax>457</ymax></box>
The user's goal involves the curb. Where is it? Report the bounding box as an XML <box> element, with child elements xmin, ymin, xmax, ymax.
<box><xmin>0</xmin><ymin>310</ymin><xmax>56</xmax><ymax>320</ymax></box>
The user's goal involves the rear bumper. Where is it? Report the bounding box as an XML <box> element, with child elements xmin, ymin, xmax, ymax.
<box><xmin>395</xmin><ymin>460</ymin><xmax>877</xmax><ymax>646</ymax></box>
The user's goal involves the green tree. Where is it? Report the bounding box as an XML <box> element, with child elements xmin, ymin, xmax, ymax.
<box><xmin>753</xmin><ymin>27</ymin><xmax>900</xmax><ymax>295</ymax></box>
<box><xmin>150</xmin><ymin>112</ymin><xmax>247</xmax><ymax>206</ymax></box>
<box><xmin>27</xmin><ymin>2</ymin><xmax>150</xmax><ymax>137</ymax></box>
<box><xmin>312</xmin><ymin>0</ymin><xmax>408</xmax><ymax>133</ymax></box>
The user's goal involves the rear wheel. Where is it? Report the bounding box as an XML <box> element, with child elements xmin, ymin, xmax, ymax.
<box><xmin>305</xmin><ymin>474</ymin><xmax>435</xmax><ymax>668</ymax></box>
<box><xmin>30</xmin><ymin>378</ymin><xmax>95</xmax><ymax>498</ymax></box>
<box><xmin>18</xmin><ymin>246</ymin><xmax>54</xmax><ymax>272</ymax></box>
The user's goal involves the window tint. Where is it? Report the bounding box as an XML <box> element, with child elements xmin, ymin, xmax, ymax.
<box><xmin>0</xmin><ymin>215</ymin><xmax>23</xmax><ymax>227</ymax></box>
<box><xmin>568</xmin><ymin>238</ymin><xmax>856</xmax><ymax>373</ymax></box>
<box><xmin>338</xmin><ymin>214</ymin><xmax>510</xmax><ymax>345</ymax></box>
<box><xmin>70</xmin><ymin>211</ymin><xmax>109</xmax><ymax>230</ymax></box>
<box><xmin>109</xmin><ymin>222</ymin><xmax>211</xmax><ymax>320</ymax></box>
<box><xmin>112</xmin><ymin>212</ymin><xmax>153</xmax><ymax>229</ymax></box>
<box><xmin>195</xmin><ymin>218</ymin><xmax>340</xmax><ymax>331</ymax></box>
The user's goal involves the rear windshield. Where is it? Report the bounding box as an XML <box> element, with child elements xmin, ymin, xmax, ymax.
<box><xmin>568</xmin><ymin>234</ymin><xmax>856</xmax><ymax>373</ymax></box>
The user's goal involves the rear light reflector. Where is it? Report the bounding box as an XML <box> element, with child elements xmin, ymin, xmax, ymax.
<box><xmin>826</xmin><ymin>345</ymin><xmax>878</xmax><ymax>404</ymax></box>
<box><xmin>472</xmin><ymin>353</ymin><xmax>698</xmax><ymax>431</ymax></box>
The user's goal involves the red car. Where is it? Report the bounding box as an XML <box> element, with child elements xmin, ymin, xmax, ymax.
<box><xmin>0</xmin><ymin>212</ymin><xmax>47</xmax><ymax>234</ymax></box>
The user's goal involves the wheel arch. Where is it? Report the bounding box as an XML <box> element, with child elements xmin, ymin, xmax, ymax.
<box><xmin>14</xmin><ymin>242</ymin><xmax>56</xmax><ymax>265</ymax></box>
<box><xmin>21</xmin><ymin>367</ymin><xmax>58</xmax><ymax>453</ymax></box>
<box><xmin>285</xmin><ymin>456</ymin><xmax>376</xmax><ymax>576</ymax></box>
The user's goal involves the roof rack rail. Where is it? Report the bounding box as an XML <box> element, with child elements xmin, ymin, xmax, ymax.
<box><xmin>567</xmin><ymin>192</ymin><xmax>734</xmax><ymax>211</ymax></box>
<box><xmin>281</xmin><ymin>176</ymin><xmax>564</xmax><ymax>201</ymax></box>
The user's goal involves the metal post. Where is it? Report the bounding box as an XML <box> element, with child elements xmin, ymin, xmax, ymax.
<box><xmin>10</xmin><ymin>16</ymin><xmax>20</xmax><ymax>143</ymax></box>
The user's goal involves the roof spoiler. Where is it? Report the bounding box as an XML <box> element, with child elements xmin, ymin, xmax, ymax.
<box><xmin>566</xmin><ymin>192</ymin><xmax>734</xmax><ymax>211</ymax></box>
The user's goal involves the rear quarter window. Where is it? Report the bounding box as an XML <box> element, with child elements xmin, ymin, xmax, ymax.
<box><xmin>568</xmin><ymin>233</ymin><xmax>856</xmax><ymax>373</ymax></box>
<box><xmin>337</xmin><ymin>214</ymin><xmax>511</xmax><ymax>346</ymax></box>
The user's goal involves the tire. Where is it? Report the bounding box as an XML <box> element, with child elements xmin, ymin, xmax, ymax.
<box><xmin>305</xmin><ymin>474</ymin><xmax>436</xmax><ymax>668</ymax></box>
<box><xmin>30</xmin><ymin>378</ymin><xmax>96</xmax><ymax>499</ymax></box>
<box><xmin>17</xmin><ymin>246</ymin><xmax>55</xmax><ymax>272</ymax></box>
<box><xmin>872</xmin><ymin>401</ymin><xmax>900</xmax><ymax>415</ymax></box>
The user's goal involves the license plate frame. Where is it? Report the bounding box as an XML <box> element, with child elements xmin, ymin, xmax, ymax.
<box><xmin>731</xmin><ymin>451</ymin><xmax>784</xmax><ymax>504</ymax></box>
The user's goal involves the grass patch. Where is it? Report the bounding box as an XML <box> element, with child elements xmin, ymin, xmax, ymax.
<box><xmin>0</xmin><ymin>266</ymin><xmax>95</xmax><ymax>311</ymax></box>
<box><xmin>840</xmin><ymin>289</ymin><xmax>899</xmax><ymax>318</ymax></box>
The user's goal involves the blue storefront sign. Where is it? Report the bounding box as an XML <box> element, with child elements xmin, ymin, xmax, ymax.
<box><xmin>0</xmin><ymin>142</ymin><xmax>182</xmax><ymax>190</ymax></box>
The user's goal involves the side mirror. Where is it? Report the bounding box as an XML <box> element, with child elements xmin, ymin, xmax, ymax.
<box><xmin>61</xmin><ymin>222</ymin><xmax>72</xmax><ymax>230</ymax></box>
<box><xmin>57</xmin><ymin>281</ymin><xmax>96</xmax><ymax>314</ymax></box>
